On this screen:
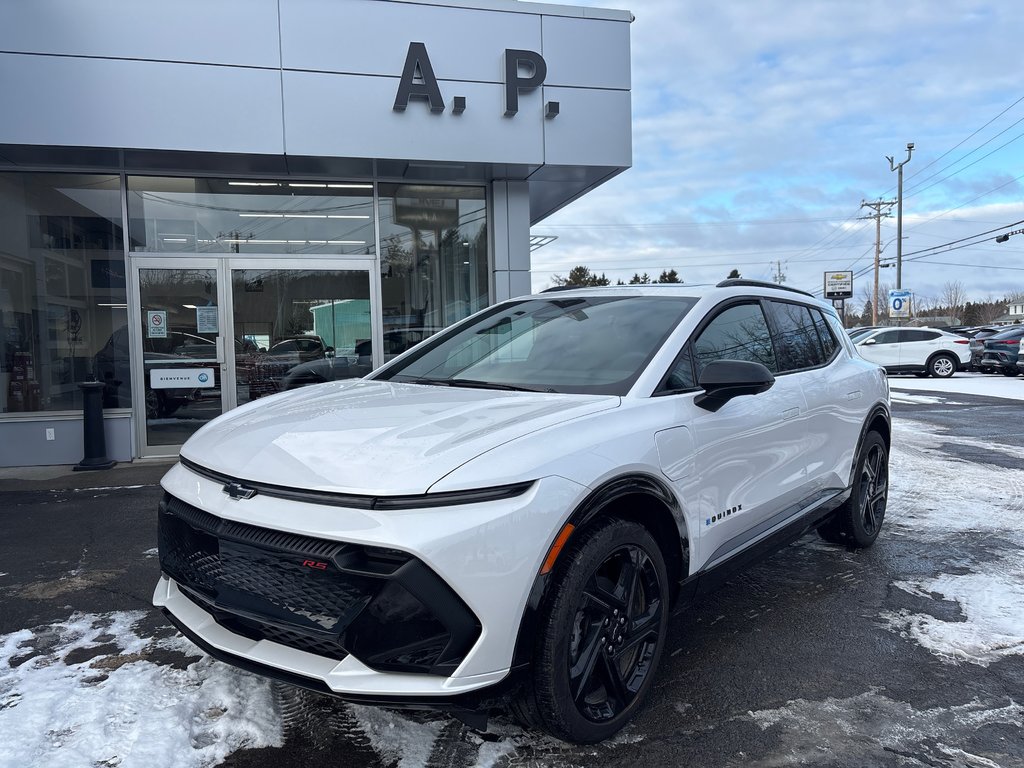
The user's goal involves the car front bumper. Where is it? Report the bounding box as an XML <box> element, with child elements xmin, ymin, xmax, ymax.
<box><xmin>153</xmin><ymin>462</ymin><xmax>587</xmax><ymax>699</ymax></box>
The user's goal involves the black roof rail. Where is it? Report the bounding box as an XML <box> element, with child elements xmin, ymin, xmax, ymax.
<box><xmin>716</xmin><ymin>278</ymin><xmax>815</xmax><ymax>298</ymax></box>
<box><xmin>540</xmin><ymin>285</ymin><xmax>584</xmax><ymax>293</ymax></box>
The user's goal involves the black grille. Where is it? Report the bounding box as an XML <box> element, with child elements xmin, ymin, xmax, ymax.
<box><xmin>158</xmin><ymin>493</ymin><xmax>482</xmax><ymax>675</ymax></box>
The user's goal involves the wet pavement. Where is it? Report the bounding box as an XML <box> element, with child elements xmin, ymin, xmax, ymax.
<box><xmin>1</xmin><ymin>391</ymin><xmax>1022</xmax><ymax>767</ymax></box>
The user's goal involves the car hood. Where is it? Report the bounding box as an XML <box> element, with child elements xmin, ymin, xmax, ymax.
<box><xmin>180</xmin><ymin>380</ymin><xmax>619</xmax><ymax>495</ymax></box>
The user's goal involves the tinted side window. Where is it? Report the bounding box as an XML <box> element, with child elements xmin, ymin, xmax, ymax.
<box><xmin>663</xmin><ymin>345</ymin><xmax>697</xmax><ymax>391</ymax></box>
<box><xmin>871</xmin><ymin>330</ymin><xmax>899</xmax><ymax>344</ymax></box>
<box><xmin>811</xmin><ymin>309</ymin><xmax>838</xmax><ymax>360</ymax></box>
<box><xmin>766</xmin><ymin>300</ymin><xmax>824</xmax><ymax>371</ymax></box>
<box><xmin>693</xmin><ymin>303</ymin><xmax>777</xmax><ymax>375</ymax></box>
<box><xmin>900</xmin><ymin>329</ymin><xmax>935</xmax><ymax>342</ymax></box>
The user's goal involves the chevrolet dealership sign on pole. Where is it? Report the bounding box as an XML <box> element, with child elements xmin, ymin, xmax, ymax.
<box><xmin>824</xmin><ymin>271</ymin><xmax>853</xmax><ymax>324</ymax></box>
<box><xmin>823</xmin><ymin>271</ymin><xmax>854</xmax><ymax>300</ymax></box>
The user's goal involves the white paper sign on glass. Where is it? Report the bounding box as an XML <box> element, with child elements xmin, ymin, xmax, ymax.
<box><xmin>196</xmin><ymin>306</ymin><xmax>219</xmax><ymax>333</ymax></box>
<box><xmin>150</xmin><ymin>368</ymin><xmax>215</xmax><ymax>389</ymax></box>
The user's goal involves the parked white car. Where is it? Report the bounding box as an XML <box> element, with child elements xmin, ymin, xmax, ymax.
<box><xmin>852</xmin><ymin>327</ymin><xmax>970</xmax><ymax>378</ymax></box>
<box><xmin>153</xmin><ymin>280</ymin><xmax>891</xmax><ymax>743</ymax></box>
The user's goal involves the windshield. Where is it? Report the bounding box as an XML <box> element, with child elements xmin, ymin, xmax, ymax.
<box><xmin>374</xmin><ymin>295</ymin><xmax>698</xmax><ymax>395</ymax></box>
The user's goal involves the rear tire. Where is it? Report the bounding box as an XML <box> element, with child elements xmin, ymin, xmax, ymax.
<box><xmin>928</xmin><ymin>354</ymin><xmax>957</xmax><ymax>378</ymax></box>
<box><xmin>1001</xmin><ymin>368</ymin><xmax>1019</xmax><ymax>377</ymax></box>
<box><xmin>521</xmin><ymin>518</ymin><xmax>669</xmax><ymax>743</ymax></box>
<box><xmin>818</xmin><ymin>431</ymin><xmax>888</xmax><ymax>548</ymax></box>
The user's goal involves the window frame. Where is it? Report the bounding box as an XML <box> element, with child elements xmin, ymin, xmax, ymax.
<box><xmin>654</xmin><ymin>296</ymin><xmax>778</xmax><ymax>397</ymax></box>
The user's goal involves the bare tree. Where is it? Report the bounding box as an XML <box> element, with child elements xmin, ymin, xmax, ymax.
<box><xmin>940</xmin><ymin>280</ymin><xmax>968</xmax><ymax>325</ymax></box>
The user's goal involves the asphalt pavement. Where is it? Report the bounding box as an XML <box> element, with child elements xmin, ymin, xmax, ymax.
<box><xmin>1</xmin><ymin>393</ymin><xmax>1022</xmax><ymax>768</ymax></box>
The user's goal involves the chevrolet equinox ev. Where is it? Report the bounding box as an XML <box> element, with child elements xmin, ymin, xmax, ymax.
<box><xmin>154</xmin><ymin>279</ymin><xmax>891</xmax><ymax>743</ymax></box>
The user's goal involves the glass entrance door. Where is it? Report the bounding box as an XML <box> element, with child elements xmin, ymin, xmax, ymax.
<box><xmin>130</xmin><ymin>257</ymin><xmax>377</xmax><ymax>457</ymax></box>
<box><xmin>130</xmin><ymin>259</ymin><xmax>228</xmax><ymax>455</ymax></box>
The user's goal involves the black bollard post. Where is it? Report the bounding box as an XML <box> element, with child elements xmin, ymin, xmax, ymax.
<box><xmin>74</xmin><ymin>380</ymin><xmax>116</xmax><ymax>471</ymax></box>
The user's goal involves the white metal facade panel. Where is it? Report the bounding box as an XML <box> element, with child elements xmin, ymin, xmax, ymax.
<box><xmin>280</xmin><ymin>0</ymin><xmax>541</xmax><ymax>80</ymax></box>
<box><xmin>282</xmin><ymin>71</ymin><xmax>544</xmax><ymax>163</ymax></box>
<box><xmin>0</xmin><ymin>54</ymin><xmax>285</xmax><ymax>154</ymax></box>
<box><xmin>541</xmin><ymin>16</ymin><xmax>631</xmax><ymax>89</ymax></box>
<box><xmin>0</xmin><ymin>0</ymin><xmax>282</xmax><ymax>69</ymax></box>
<box><xmin>542</xmin><ymin>86</ymin><xmax>632</xmax><ymax>167</ymax></box>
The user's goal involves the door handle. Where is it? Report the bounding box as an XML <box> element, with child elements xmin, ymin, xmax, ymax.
<box><xmin>215</xmin><ymin>336</ymin><xmax>225</xmax><ymax>364</ymax></box>
<box><xmin>782</xmin><ymin>407</ymin><xmax>799</xmax><ymax>420</ymax></box>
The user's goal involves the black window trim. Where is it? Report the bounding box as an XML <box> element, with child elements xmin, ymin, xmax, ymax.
<box><xmin>653</xmin><ymin>296</ymin><xmax>777</xmax><ymax>397</ymax></box>
<box><xmin>653</xmin><ymin>295</ymin><xmax>841</xmax><ymax>397</ymax></box>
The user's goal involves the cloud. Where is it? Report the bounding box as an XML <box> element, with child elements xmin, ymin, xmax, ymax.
<box><xmin>533</xmin><ymin>0</ymin><xmax>1024</xmax><ymax>299</ymax></box>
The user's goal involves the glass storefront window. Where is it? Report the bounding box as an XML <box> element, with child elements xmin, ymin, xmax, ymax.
<box><xmin>377</xmin><ymin>184</ymin><xmax>488</xmax><ymax>361</ymax></box>
<box><xmin>230</xmin><ymin>268</ymin><xmax>372</xmax><ymax>406</ymax></box>
<box><xmin>127</xmin><ymin>177</ymin><xmax>375</xmax><ymax>256</ymax></box>
<box><xmin>0</xmin><ymin>173</ymin><xmax>128</xmax><ymax>413</ymax></box>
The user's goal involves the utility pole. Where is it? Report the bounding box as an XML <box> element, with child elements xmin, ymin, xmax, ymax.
<box><xmin>860</xmin><ymin>199</ymin><xmax>895</xmax><ymax>324</ymax></box>
<box><xmin>886</xmin><ymin>142</ymin><xmax>914</xmax><ymax>290</ymax></box>
<box><xmin>772</xmin><ymin>260</ymin><xmax>786</xmax><ymax>285</ymax></box>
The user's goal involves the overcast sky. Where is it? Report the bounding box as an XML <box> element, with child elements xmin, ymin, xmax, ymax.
<box><xmin>530</xmin><ymin>0</ymin><xmax>1024</xmax><ymax>309</ymax></box>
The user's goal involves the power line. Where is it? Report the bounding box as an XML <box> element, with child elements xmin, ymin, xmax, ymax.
<box><xmin>901</xmin><ymin>95</ymin><xmax>1024</xmax><ymax>185</ymax></box>
<box><xmin>904</xmin><ymin>126</ymin><xmax>1024</xmax><ymax>200</ymax></box>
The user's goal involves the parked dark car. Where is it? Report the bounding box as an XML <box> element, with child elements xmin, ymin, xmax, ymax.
<box><xmin>966</xmin><ymin>327</ymin><xmax>1002</xmax><ymax>371</ymax></box>
<box><xmin>978</xmin><ymin>326</ymin><xmax>1024</xmax><ymax>376</ymax></box>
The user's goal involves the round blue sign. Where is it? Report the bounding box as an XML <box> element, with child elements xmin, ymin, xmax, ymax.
<box><xmin>198</xmin><ymin>373</ymin><xmax>209</xmax><ymax>383</ymax></box>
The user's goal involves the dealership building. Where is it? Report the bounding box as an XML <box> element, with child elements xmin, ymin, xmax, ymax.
<box><xmin>0</xmin><ymin>0</ymin><xmax>631</xmax><ymax>466</ymax></box>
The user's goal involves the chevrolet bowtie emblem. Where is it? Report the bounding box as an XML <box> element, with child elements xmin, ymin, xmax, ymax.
<box><xmin>223</xmin><ymin>481</ymin><xmax>257</xmax><ymax>500</ymax></box>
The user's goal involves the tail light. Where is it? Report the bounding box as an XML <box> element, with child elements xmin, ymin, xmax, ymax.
<box><xmin>1000</xmin><ymin>340</ymin><xmax>1020</xmax><ymax>345</ymax></box>
<box><xmin>954</xmin><ymin>339</ymin><xmax>969</xmax><ymax>344</ymax></box>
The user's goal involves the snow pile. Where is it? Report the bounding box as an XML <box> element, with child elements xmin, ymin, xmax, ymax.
<box><xmin>0</xmin><ymin>611</ymin><xmax>282</xmax><ymax>767</ymax></box>
<box><xmin>882</xmin><ymin>419</ymin><xmax>1024</xmax><ymax>665</ymax></box>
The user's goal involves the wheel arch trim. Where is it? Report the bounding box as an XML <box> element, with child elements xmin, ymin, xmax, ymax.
<box><xmin>509</xmin><ymin>472</ymin><xmax>688</xmax><ymax>670</ymax></box>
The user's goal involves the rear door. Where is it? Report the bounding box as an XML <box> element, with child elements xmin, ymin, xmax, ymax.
<box><xmin>897</xmin><ymin>329</ymin><xmax>940</xmax><ymax>367</ymax></box>
<box><xmin>763</xmin><ymin>300</ymin><xmax>858</xmax><ymax>493</ymax></box>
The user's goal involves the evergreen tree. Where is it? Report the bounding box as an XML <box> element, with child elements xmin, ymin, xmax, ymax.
<box><xmin>657</xmin><ymin>269</ymin><xmax>681</xmax><ymax>283</ymax></box>
<box><xmin>551</xmin><ymin>265</ymin><xmax>611</xmax><ymax>287</ymax></box>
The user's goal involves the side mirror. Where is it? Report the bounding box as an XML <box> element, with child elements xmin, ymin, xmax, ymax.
<box><xmin>861</xmin><ymin>338</ymin><xmax>877</xmax><ymax>345</ymax></box>
<box><xmin>325</xmin><ymin>346</ymin><xmax>335</xmax><ymax>358</ymax></box>
<box><xmin>695</xmin><ymin>360</ymin><xmax>775</xmax><ymax>412</ymax></box>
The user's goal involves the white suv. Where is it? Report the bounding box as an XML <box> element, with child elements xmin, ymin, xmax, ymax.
<box><xmin>853</xmin><ymin>326</ymin><xmax>970</xmax><ymax>377</ymax></box>
<box><xmin>153</xmin><ymin>280</ymin><xmax>890</xmax><ymax>743</ymax></box>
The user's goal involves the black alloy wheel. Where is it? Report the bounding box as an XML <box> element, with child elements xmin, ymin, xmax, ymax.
<box><xmin>525</xmin><ymin>518</ymin><xmax>669</xmax><ymax>743</ymax></box>
<box><xmin>818</xmin><ymin>430</ymin><xmax>888</xmax><ymax>548</ymax></box>
<box><xmin>856</xmin><ymin>438</ymin><xmax>888</xmax><ymax>539</ymax></box>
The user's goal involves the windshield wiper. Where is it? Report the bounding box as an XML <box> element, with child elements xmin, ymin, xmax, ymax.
<box><xmin>448</xmin><ymin>378</ymin><xmax>557</xmax><ymax>393</ymax></box>
<box><xmin>401</xmin><ymin>377</ymin><xmax>555</xmax><ymax>393</ymax></box>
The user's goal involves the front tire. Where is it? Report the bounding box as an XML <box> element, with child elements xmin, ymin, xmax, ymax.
<box><xmin>928</xmin><ymin>354</ymin><xmax>957</xmax><ymax>378</ymax></box>
<box><xmin>818</xmin><ymin>431</ymin><xmax>888</xmax><ymax>548</ymax></box>
<box><xmin>525</xmin><ymin>518</ymin><xmax>669</xmax><ymax>743</ymax></box>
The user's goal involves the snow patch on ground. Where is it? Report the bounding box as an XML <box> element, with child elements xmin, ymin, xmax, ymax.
<box><xmin>348</xmin><ymin>704</ymin><xmax>443</xmax><ymax>768</ymax></box>
<box><xmin>888</xmin><ymin>419</ymin><xmax>1024</xmax><ymax>539</ymax></box>
<box><xmin>889</xmin><ymin>372</ymin><xmax>1024</xmax><ymax>401</ymax></box>
<box><xmin>747</xmin><ymin>689</ymin><xmax>1023</xmax><ymax>766</ymax></box>
<box><xmin>0</xmin><ymin>611</ymin><xmax>282</xmax><ymax>768</ymax></box>
<box><xmin>882</xmin><ymin>564</ymin><xmax>1024</xmax><ymax>666</ymax></box>
<box><xmin>890</xmin><ymin>392</ymin><xmax>948</xmax><ymax>405</ymax></box>
<box><xmin>882</xmin><ymin>418</ymin><xmax>1024</xmax><ymax>666</ymax></box>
